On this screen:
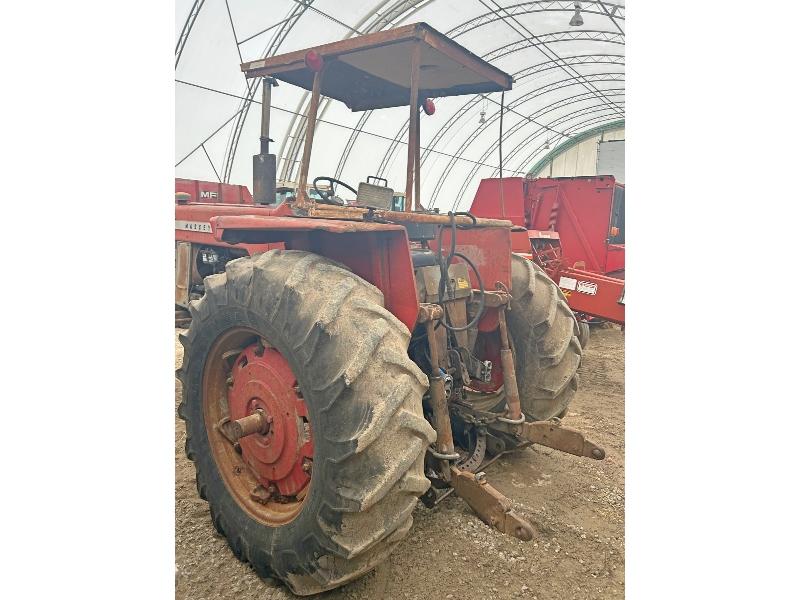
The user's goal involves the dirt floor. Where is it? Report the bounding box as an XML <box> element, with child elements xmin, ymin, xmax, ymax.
<box><xmin>175</xmin><ymin>325</ymin><xmax>624</xmax><ymax>600</ymax></box>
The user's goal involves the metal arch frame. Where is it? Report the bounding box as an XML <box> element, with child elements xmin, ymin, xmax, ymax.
<box><xmin>377</xmin><ymin>82</ymin><xmax>624</xmax><ymax>193</ymax></box>
<box><xmin>597</xmin><ymin>0</ymin><xmax>625</xmax><ymax>35</ymax></box>
<box><xmin>276</xmin><ymin>0</ymin><xmax>434</xmax><ymax>183</ymax></box>
<box><xmin>506</xmin><ymin>115</ymin><xmax>624</xmax><ymax>181</ymax></box>
<box><xmin>476</xmin><ymin>1</ymin><xmax>624</xmax><ymax>119</ymax></box>
<box><xmin>175</xmin><ymin>0</ymin><xmax>206</xmax><ymax>69</ymax></box>
<box><xmin>446</xmin><ymin>1</ymin><xmax>625</xmax><ymax>38</ymax></box>
<box><xmin>287</xmin><ymin>3</ymin><xmax>625</xmax><ymax>185</ymax></box>
<box><xmin>428</xmin><ymin>73</ymin><xmax>624</xmax><ymax>206</ymax></box>
<box><xmin>357</xmin><ymin>46</ymin><xmax>623</xmax><ymax>180</ymax></box>
<box><xmin>220</xmin><ymin>0</ymin><xmax>316</xmax><ymax>183</ymax></box>
<box><xmin>429</xmin><ymin>97</ymin><xmax>623</xmax><ymax>209</ymax></box>
<box><xmin>521</xmin><ymin>88</ymin><xmax>624</xmax><ymax>122</ymax></box>
<box><xmin>504</xmin><ymin>111</ymin><xmax>625</xmax><ymax>180</ymax></box>
<box><xmin>369</xmin><ymin>52</ymin><xmax>625</xmax><ymax>182</ymax></box>
<box><xmin>492</xmin><ymin>92</ymin><xmax>625</xmax><ymax>166</ymax></box>
<box><xmin>508</xmin><ymin>52</ymin><xmax>624</xmax><ymax>83</ymax></box>
<box><xmin>179</xmin><ymin>0</ymin><xmax>626</xmax><ymax>190</ymax></box>
<box><xmin>496</xmin><ymin>89</ymin><xmax>626</xmax><ymax>154</ymax></box>
<box><xmin>448</xmin><ymin>103</ymin><xmax>625</xmax><ymax>209</ymax></box>
<box><xmin>483</xmin><ymin>32</ymin><xmax>624</xmax><ymax>63</ymax></box>
<box><xmin>426</xmin><ymin>71</ymin><xmax>625</xmax><ymax>206</ymax></box>
<box><xmin>334</xmin><ymin>110</ymin><xmax>376</xmax><ymax>180</ymax></box>
<box><xmin>488</xmin><ymin>114</ymin><xmax>625</xmax><ymax>193</ymax></box>
<box><xmin>485</xmin><ymin>105</ymin><xmax>624</xmax><ymax>179</ymax></box>
<box><xmin>526</xmin><ymin>118</ymin><xmax>625</xmax><ymax>175</ymax></box>
<box><xmin>335</xmin><ymin>32</ymin><xmax>624</xmax><ymax>181</ymax></box>
<box><xmin>335</xmin><ymin>31</ymin><xmax>624</xmax><ymax>181</ymax></box>
<box><xmin>451</xmin><ymin>101</ymin><xmax>625</xmax><ymax>207</ymax></box>
<box><xmin>449</xmin><ymin>112</ymin><xmax>625</xmax><ymax>211</ymax></box>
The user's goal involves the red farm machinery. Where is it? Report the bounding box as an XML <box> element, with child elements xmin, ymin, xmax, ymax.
<box><xmin>175</xmin><ymin>23</ymin><xmax>604</xmax><ymax>595</ymax></box>
<box><xmin>470</xmin><ymin>174</ymin><xmax>625</xmax><ymax>346</ymax></box>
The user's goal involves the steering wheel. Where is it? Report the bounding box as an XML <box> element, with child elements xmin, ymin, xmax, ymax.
<box><xmin>312</xmin><ymin>176</ymin><xmax>358</xmax><ymax>206</ymax></box>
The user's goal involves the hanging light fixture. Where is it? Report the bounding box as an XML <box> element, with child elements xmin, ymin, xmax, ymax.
<box><xmin>544</xmin><ymin>139</ymin><xmax>550</xmax><ymax>149</ymax></box>
<box><xmin>569</xmin><ymin>2</ymin><xmax>584</xmax><ymax>26</ymax></box>
<box><xmin>479</xmin><ymin>110</ymin><xmax>486</xmax><ymax>124</ymax></box>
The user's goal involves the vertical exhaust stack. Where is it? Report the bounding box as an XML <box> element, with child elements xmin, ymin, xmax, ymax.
<box><xmin>253</xmin><ymin>77</ymin><xmax>277</xmax><ymax>204</ymax></box>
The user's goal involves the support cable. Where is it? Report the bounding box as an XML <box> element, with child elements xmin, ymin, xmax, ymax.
<box><xmin>175</xmin><ymin>80</ymin><xmax>527</xmax><ymax>175</ymax></box>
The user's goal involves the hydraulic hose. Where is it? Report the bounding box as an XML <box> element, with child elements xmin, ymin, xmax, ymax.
<box><xmin>435</xmin><ymin>212</ymin><xmax>485</xmax><ymax>332</ymax></box>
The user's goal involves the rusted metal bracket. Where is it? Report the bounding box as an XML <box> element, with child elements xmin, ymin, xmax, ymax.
<box><xmin>469</xmin><ymin>289</ymin><xmax>510</xmax><ymax>308</ymax></box>
<box><xmin>516</xmin><ymin>421</ymin><xmax>605</xmax><ymax>460</ymax></box>
<box><xmin>449</xmin><ymin>467</ymin><xmax>534</xmax><ymax>541</ymax></box>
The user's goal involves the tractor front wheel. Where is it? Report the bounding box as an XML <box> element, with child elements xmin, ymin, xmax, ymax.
<box><xmin>177</xmin><ymin>250</ymin><xmax>435</xmax><ymax>595</ymax></box>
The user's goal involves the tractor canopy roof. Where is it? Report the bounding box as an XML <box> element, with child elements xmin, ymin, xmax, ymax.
<box><xmin>240</xmin><ymin>22</ymin><xmax>513</xmax><ymax>111</ymax></box>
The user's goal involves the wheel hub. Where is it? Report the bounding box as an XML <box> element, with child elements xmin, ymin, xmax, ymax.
<box><xmin>228</xmin><ymin>343</ymin><xmax>313</xmax><ymax>497</ymax></box>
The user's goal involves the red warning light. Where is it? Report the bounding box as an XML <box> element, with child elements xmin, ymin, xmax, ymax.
<box><xmin>423</xmin><ymin>98</ymin><xmax>436</xmax><ymax>115</ymax></box>
<box><xmin>304</xmin><ymin>50</ymin><xmax>324</xmax><ymax>72</ymax></box>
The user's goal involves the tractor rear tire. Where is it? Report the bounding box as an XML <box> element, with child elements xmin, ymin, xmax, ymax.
<box><xmin>177</xmin><ymin>250</ymin><xmax>435</xmax><ymax>595</ymax></box>
<box><xmin>508</xmin><ymin>254</ymin><xmax>583</xmax><ymax>421</ymax></box>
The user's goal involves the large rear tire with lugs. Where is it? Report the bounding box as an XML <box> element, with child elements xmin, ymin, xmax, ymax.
<box><xmin>176</xmin><ymin>249</ymin><xmax>435</xmax><ymax>595</ymax></box>
<box><xmin>508</xmin><ymin>254</ymin><xmax>583</xmax><ymax>420</ymax></box>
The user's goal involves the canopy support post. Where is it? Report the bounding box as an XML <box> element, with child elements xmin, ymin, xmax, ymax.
<box><xmin>414</xmin><ymin>107</ymin><xmax>421</xmax><ymax>210</ymax></box>
<box><xmin>405</xmin><ymin>41</ymin><xmax>421</xmax><ymax>212</ymax></box>
<box><xmin>296</xmin><ymin>66</ymin><xmax>324</xmax><ymax>210</ymax></box>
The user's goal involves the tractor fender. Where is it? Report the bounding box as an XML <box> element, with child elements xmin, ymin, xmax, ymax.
<box><xmin>210</xmin><ymin>215</ymin><xmax>420</xmax><ymax>332</ymax></box>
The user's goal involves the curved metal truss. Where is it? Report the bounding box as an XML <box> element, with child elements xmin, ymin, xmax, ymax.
<box><xmin>493</xmin><ymin>93</ymin><xmax>625</xmax><ymax>166</ymax></box>
<box><xmin>429</xmin><ymin>73</ymin><xmax>625</xmax><ymax>206</ymax></box>
<box><xmin>220</xmin><ymin>0</ymin><xmax>315</xmax><ymax>183</ymax></box>
<box><xmin>366</xmin><ymin>51</ymin><xmax>625</xmax><ymax>183</ymax></box>
<box><xmin>451</xmin><ymin>109</ymin><xmax>626</xmax><ymax>210</ymax></box>
<box><xmin>410</xmin><ymin>71</ymin><xmax>626</xmax><ymax>206</ymax></box>
<box><xmin>484</xmin><ymin>31</ymin><xmax>624</xmax><ymax>63</ymax></box>
<box><xmin>526</xmin><ymin>118</ymin><xmax>625</xmax><ymax>176</ymax></box>
<box><xmin>332</xmin><ymin>31</ymin><xmax>625</xmax><ymax>178</ymax></box>
<box><xmin>175</xmin><ymin>0</ymin><xmax>206</xmax><ymax>69</ymax></box>
<box><xmin>447</xmin><ymin>1</ymin><xmax>625</xmax><ymax>38</ymax></box>
<box><xmin>282</xmin><ymin>3</ymin><xmax>625</xmax><ymax>184</ymax></box>
<box><xmin>176</xmin><ymin>0</ymin><xmax>625</xmax><ymax>195</ymax></box>
<box><xmin>492</xmin><ymin>107</ymin><xmax>622</xmax><ymax>179</ymax></box>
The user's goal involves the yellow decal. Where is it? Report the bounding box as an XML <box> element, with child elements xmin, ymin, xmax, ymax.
<box><xmin>456</xmin><ymin>277</ymin><xmax>470</xmax><ymax>290</ymax></box>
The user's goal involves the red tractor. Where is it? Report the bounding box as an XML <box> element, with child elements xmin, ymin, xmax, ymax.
<box><xmin>470</xmin><ymin>174</ymin><xmax>626</xmax><ymax>346</ymax></box>
<box><xmin>175</xmin><ymin>23</ymin><xmax>603</xmax><ymax>595</ymax></box>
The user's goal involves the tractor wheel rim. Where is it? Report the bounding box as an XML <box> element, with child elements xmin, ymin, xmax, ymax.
<box><xmin>202</xmin><ymin>328</ymin><xmax>312</xmax><ymax>526</ymax></box>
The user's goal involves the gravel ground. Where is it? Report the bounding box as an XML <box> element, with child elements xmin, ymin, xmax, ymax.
<box><xmin>175</xmin><ymin>325</ymin><xmax>624</xmax><ymax>600</ymax></box>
